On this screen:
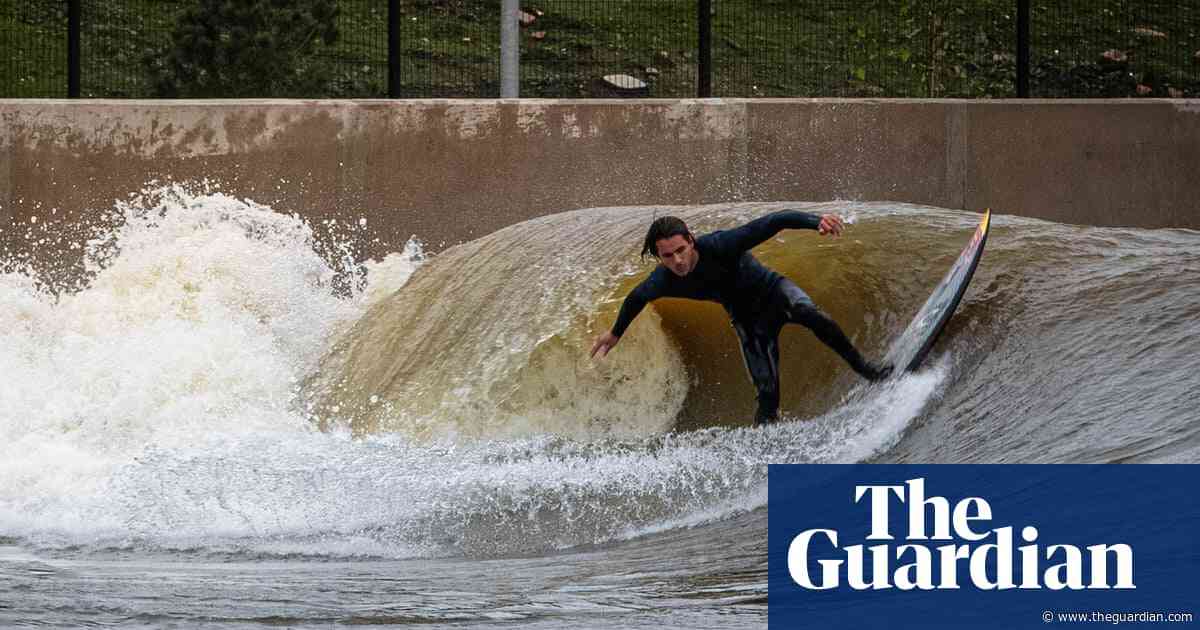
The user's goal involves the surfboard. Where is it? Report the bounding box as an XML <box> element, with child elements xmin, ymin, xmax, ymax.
<box><xmin>884</xmin><ymin>209</ymin><xmax>991</xmax><ymax>373</ymax></box>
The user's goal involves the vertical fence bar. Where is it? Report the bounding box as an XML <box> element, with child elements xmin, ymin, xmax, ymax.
<box><xmin>1016</xmin><ymin>0</ymin><xmax>1029</xmax><ymax>97</ymax></box>
<box><xmin>388</xmin><ymin>0</ymin><xmax>401</xmax><ymax>97</ymax></box>
<box><xmin>68</xmin><ymin>0</ymin><xmax>81</xmax><ymax>97</ymax></box>
<box><xmin>500</xmin><ymin>0</ymin><xmax>519</xmax><ymax>97</ymax></box>
<box><xmin>698</xmin><ymin>0</ymin><xmax>712</xmax><ymax>97</ymax></box>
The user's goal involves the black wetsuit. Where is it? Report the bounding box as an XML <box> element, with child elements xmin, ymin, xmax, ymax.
<box><xmin>611</xmin><ymin>210</ymin><xmax>884</xmax><ymax>425</ymax></box>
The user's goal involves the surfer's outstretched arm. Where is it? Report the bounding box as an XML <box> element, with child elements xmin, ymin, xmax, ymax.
<box><xmin>717</xmin><ymin>210</ymin><xmax>844</xmax><ymax>253</ymax></box>
<box><xmin>591</xmin><ymin>278</ymin><xmax>663</xmax><ymax>359</ymax></box>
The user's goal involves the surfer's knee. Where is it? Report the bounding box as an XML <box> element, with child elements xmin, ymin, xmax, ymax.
<box><xmin>788</xmin><ymin>299</ymin><xmax>834</xmax><ymax>331</ymax></box>
<box><xmin>777</xmin><ymin>279</ymin><xmax>815</xmax><ymax>310</ymax></box>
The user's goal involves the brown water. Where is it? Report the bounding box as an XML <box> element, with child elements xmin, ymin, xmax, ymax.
<box><xmin>2</xmin><ymin>193</ymin><xmax>1198</xmax><ymax>628</ymax></box>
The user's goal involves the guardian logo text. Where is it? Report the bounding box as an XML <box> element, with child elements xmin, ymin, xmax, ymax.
<box><xmin>787</xmin><ymin>478</ymin><xmax>1134</xmax><ymax>591</ymax></box>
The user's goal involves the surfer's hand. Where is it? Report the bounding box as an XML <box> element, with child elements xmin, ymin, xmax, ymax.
<box><xmin>817</xmin><ymin>214</ymin><xmax>845</xmax><ymax>237</ymax></box>
<box><xmin>590</xmin><ymin>331</ymin><xmax>619</xmax><ymax>359</ymax></box>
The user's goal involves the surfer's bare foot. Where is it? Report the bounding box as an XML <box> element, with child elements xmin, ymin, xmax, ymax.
<box><xmin>862</xmin><ymin>363</ymin><xmax>894</xmax><ymax>382</ymax></box>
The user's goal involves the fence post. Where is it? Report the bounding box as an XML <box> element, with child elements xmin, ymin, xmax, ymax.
<box><xmin>698</xmin><ymin>0</ymin><xmax>712</xmax><ymax>97</ymax></box>
<box><xmin>1016</xmin><ymin>0</ymin><xmax>1029</xmax><ymax>97</ymax></box>
<box><xmin>388</xmin><ymin>0</ymin><xmax>400</xmax><ymax>98</ymax></box>
<box><xmin>68</xmin><ymin>0</ymin><xmax>80</xmax><ymax>97</ymax></box>
<box><xmin>500</xmin><ymin>0</ymin><xmax>519</xmax><ymax>98</ymax></box>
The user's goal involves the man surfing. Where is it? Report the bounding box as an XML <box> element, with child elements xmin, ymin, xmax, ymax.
<box><xmin>590</xmin><ymin>210</ymin><xmax>892</xmax><ymax>425</ymax></box>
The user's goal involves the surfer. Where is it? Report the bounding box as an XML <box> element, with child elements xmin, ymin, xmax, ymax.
<box><xmin>590</xmin><ymin>210</ymin><xmax>892</xmax><ymax>425</ymax></box>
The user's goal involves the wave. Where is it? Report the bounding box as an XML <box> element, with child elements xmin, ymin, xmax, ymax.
<box><xmin>2</xmin><ymin>188</ymin><xmax>1196</xmax><ymax>559</ymax></box>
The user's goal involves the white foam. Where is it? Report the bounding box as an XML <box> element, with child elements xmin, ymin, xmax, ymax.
<box><xmin>0</xmin><ymin>185</ymin><xmax>425</xmax><ymax>550</ymax></box>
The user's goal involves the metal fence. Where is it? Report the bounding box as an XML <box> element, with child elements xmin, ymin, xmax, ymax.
<box><xmin>2</xmin><ymin>0</ymin><xmax>1198</xmax><ymax>99</ymax></box>
<box><xmin>1031</xmin><ymin>0</ymin><xmax>1200</xmax><ymax>98</ymax></box>
<box><xmin>3</xmin><ymin>0</ymin><xmax>70</xmax><ymax>97</ymax></box>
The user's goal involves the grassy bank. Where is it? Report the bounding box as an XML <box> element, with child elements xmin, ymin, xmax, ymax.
<box><xmin>2</xmin><ymin>0</ymin><xmax>1197</xmax><ymax>98</ymax></box>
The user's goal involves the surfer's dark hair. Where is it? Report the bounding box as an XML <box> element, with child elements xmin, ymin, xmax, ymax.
<box><xmin>641</xmin><ymin>216</ymin><xmax>692</xmax><ymax>259</ymax></box>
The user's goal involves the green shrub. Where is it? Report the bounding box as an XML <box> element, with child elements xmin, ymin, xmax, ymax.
<box><xmin>145</xmin><ymin>0</ymin><xmax>340</xmax><ymax>98</ymax></box>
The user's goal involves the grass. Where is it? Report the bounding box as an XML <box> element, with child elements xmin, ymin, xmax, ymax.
<box><xmin>1</xmin><ymin>0</ymin><xmax>1198</xmax><ymax>98</ymax></box>
<box><xmin>1</xmin><ymin>1</ymin><xmax>69</xmax><ymax>97</ymax></box>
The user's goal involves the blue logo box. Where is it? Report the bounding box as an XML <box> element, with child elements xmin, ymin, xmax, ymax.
<box><xmin>768</xmin><ymin>465</ymin><xmax>1199</xmax><ymax>629</ymax></box>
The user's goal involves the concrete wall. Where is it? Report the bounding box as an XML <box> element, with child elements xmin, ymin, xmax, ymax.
<box><xmin>2</xmin><ymin>99</ymin><xmax>1198</xmax><ymax>264</ymax></box>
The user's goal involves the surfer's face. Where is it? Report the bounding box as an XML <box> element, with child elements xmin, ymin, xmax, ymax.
<box><xmin>655</xmin><ymin>235</ymin><xmax>698</xmax><ymax>277</ymax></box>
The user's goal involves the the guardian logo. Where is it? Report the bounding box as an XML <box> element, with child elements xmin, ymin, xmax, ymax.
<box><xmin>788</xmin><ymin>478</ymin><xmax>1135</xmax><ymax>591</ymax></box>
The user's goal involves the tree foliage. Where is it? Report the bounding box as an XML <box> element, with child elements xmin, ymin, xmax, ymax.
<box><xmin>146</xmin><ymin>0</ymin><xmax>340</xmax><ymax>97</ymax></box>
